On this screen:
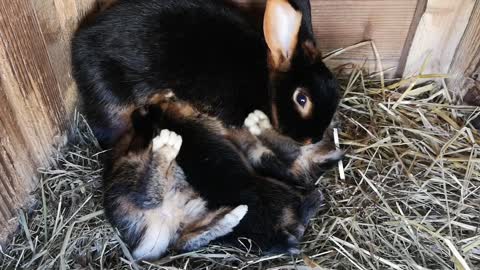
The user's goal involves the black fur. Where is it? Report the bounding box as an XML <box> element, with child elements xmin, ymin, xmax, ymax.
<box><xmin>148</xmin><ymin>105</ymin><xmax>312</xmax><ymax>252</ymax></box>
<box><xmin>103</xmin><ymin>109</ymin><xmax>249</xmax><ymax>260</ymax></box>
<box><xmin>103</xmin><ymin>101</ymin><xmax>327</xmax><ymax>257</ymax></box>
<box><xmin>72</xmin><ymin>0</ymin><xmax>339</xmax><ymax>148</ymax></box>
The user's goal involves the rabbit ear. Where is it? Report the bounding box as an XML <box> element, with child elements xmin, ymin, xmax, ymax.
<box><xmin>263</xmin><ymin>0</ymin><xmax>302</xmax><ymax>71</ymax></box>
<box><xmin>302</xmin><ymin>40</ymin><xmax>320</xmax><ymax>62</ymax></box>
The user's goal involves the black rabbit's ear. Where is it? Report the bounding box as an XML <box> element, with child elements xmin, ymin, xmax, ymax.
<box><xmin>263</xmin><ymin>0</ymin><xmax>302</xmax><ymax>71</ymax></box>
<box><xmin>302</xmin><ymin>40</ymin><xmax>321</xmax><ymax>63</ymax></box>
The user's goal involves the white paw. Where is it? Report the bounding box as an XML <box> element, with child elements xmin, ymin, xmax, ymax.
<box><xmin>229</xmin><ymin>205</ymin><xmax>248</xmax><ymax>220</ymax></box>
<box><xmin>152</xmin><ymin>129</ymin><xmax>182</xmax><ymax>161</ymax></box>
<box><xmin>219</xmin><ymin>205</ymin><xmax>248</xmax><ymax>228</ymax></box>
<box><xmin>244</xmin><ymin>110</ymin><xmax>272</xmax><ymax>135</ymax></box>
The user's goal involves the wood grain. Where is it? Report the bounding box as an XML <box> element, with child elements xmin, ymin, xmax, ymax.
<box><xmin>0</xmin><ymin>0</ymin><xmax>98</xmax><ymax>242</ymax></box>
<box><xmin>30</xmin><ymin>0</ymin><xmax>98</xmax><ymax>115</ymax></box>
<box><xmin>447</xmin><ymin>0</ymin><xmax>480</xmax><ymax>99</ymax></box>
<box><xmin>232</xmin><ymin>0</ymin><xmax>419</xmax><ymax>76</ymax></box>
<box><xmin>397</xmin><ymin>0</ymin><xmax>428</xmax><ymax>76</ymax></box>
<box><xmin>403</xmin><ymin>0</ymin><xmax>476</xmax><ymax>77</ymax></box>
<box><xmin>0</xmin><ymin>87</ymin><xmax>32</xmax><ymax>237</ymax></box>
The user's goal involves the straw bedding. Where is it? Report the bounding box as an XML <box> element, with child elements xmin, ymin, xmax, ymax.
<box><xmin>1</xmin><ymin>59</ymin><xmax>479</xmax><ymax>270</ymax></box>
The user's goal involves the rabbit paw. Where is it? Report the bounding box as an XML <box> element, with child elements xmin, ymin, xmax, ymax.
<box><xmin>244</xmin><ymin>110</ymin><xmax>272</xmax><ymax>135</ymax></box>
<box><xmin>211</xmin><ymin>205</ymin><xmax>248</xmax><ymax>238</ymax></box>
<box><xmin>222</xmin><ymin>205</ymin><xmax>248</xmax><ymax>226</ymax></box>
<box><xmin>153</xmin><ymin>129</ymin><xmax>182</xmax><ymax>162</ymax></box>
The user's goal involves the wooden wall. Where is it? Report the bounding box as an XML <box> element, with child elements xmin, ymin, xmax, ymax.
<box><xmin>0</xmin><ymin>0</ymin><xmax>478</xmax><ymax>242</ymax></box>
<box><xmin>0</xmin><ymin>0</ymin><xmax>101</xmax><ymax>241</ymax></box>
<box><xmin>403</xmin><ymin>0</ymin><xmax>476</xmax><ymax>76</ymax></box>
<box><xmin>447</xmin><ymin>0</ymin><xmax>480</xmax><ymax>102</ymax></box>
<box><xmin>234</xmin><ymin>0</ymin><xmax>423</xmax><ymax>77</ymax></box>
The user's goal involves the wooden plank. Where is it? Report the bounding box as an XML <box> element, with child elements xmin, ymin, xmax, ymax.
<box><xmin>403</xmin><ymin>0</ymin><xmax>475</xmax><ymax>77</ymax></box>
<box><xmin>0</xmin><ymin>83</ymin><xmax>33</xmax><ymax>241</ymax></box>
<box><xmin>30</xmin><ymin>0</ymin><xmax>98</xmax><ymax>116</ymax></box>
<box><xmin>447</xmin><ymin>0</ymin><xmax>480</xmax><ymax>100</ymax></box>
<box><xmin>0</xmin><ymin>0</ymin><xmax>70</xmax><ymax>239</ymax></box>
<box><xmin>315</xmin><ymin>0</ymin><xmax>418</xmax><ymax>76</ymax></box>
<box><xmin>397</xmin><ymin>0</ymin><xmax>428</xmax><ymax>77</ymax></box>
<box><xmin>0</xmin><ymin>1</ymin><xmax>67</xmax><ymax>129</ymax></box>
<box><xmin>0</xmin><ymin>0</ymin><xmax>97</xmax><ymax>242</ymax></box>
<box><xmin>232</xmin><ymin>0</ymin><xmax>419</xmax><ymax>76</ymax></box>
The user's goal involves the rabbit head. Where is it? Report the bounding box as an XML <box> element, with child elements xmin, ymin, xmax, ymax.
<box><xmin>264</xmin><ymin>0</ymin><xmax>339</xmax><ymax>144</ymax></box>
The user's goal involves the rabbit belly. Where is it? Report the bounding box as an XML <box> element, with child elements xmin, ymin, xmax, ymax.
<box><xmin>131</xmin><ymin>189</ymin><xmax>206</xmax><ymax>260</ymax></box>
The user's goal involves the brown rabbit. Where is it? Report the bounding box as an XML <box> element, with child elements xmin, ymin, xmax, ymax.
<box><xmin>103</xmin><ymin>113</ymin><xmax>248</xmax><ymax>260</ymax></box>
<box><xmin>104</xmin><ymin>90</ymin><xmax>342</xmax><ymax>260</ymax></box>
<box><xmin>233</xmin><ymin>109</ymin><xmax>343</xmax><ymax>186</ymax></box>
<box><xmin>147</xmin><ymin>92</ymin><xmax>339</xmax><ymax>254</ymax></box>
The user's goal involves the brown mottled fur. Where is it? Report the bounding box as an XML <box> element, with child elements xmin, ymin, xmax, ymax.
<box><xmin>149</xmin><ymin>92</ymin><xmax>340</xmax><ymax>246</ymax></box>
<box><xmin>229</xmin><ymin>123</ymin><xmax>343</xmax><ymax>187</ymax></box>
<box><xmin>103</xmin><ymin>113</ymin><xmax>248</xmax><ymax>261</ymax></box>
<box><xmin>154</xmin><ymin>91</ymin><xmax>342</xmax><ymax>185</ymax></box>
<box><xmin>104</xmin><ymin>91</ymin><xmax>342</xmax><ymax>260</ymax></box>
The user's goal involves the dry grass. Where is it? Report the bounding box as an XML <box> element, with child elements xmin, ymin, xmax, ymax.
<box><xmin>1</xmin><ymin>61</ymin><xmax>480</xmax><ymax>269</ymax></box>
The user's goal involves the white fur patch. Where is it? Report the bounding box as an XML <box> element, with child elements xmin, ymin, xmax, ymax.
<box><xmin>219</xmin><ymin>205</ymin><xmax>248</xmax><ymax>230</ymax></box>
<box><xmin>132</xmin><ymin>190</ymin><xmax>204</xmax><ymax>260</ymax></box>
<box><xmin>132</xmin><ymin>210</ymin><xmax>171</xmax><ymax>260</ymax></box>
<box><xmin>182</xmin><ymin>205</ymin><xmax>248</xmax><ymax>251</ymax></box>
<box><xmin>183</xmin><ymin>197</ymin><xmax>207</xmax><ymax>220</ymax></box>
<box><xmin>153</xmin><ymin>129</ymin><xmax>182</xmax><ymax>162</ymax></box>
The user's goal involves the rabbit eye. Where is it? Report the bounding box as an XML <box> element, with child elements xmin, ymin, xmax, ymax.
<box><xmin>296</xmin><ymin>94</ymin><xmax>308</xmax><ymax>107</ymax></box>
<box><xmin>293</xmin><ymin>89</ymin><xmax>313</xmax><ymax>119</ymax></box>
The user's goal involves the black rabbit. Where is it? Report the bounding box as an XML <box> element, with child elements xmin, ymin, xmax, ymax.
<box><xmin>104</xmin><ymin>91</ymin><xmax>342</xmax><ymax>260</ymax></box>
<box><xmin>72</xmin><ymin>0</ymin><xmax>340</xmax><ymax>148</ymax></box>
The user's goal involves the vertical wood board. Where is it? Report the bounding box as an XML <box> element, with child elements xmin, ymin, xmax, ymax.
<box><xmin>447</xmin><ymin>0</ymin><xmax>480</xmax><ymax>100</ymax></box>
<box><xmin>403</xmin><ymin>0</ymin><xmax>475</xmax><ymax>77</ymax></box>
<box><xmin>0</xmin><ymin>0</ymin><xmax>99</xmax><ymax>242</ymax></box>
<box><xmin>232</xmin><ymin>0</ymin><xmax>419</xmax><ymax>76</ymax></box>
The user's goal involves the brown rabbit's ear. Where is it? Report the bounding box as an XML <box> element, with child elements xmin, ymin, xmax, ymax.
<box><xmin>263</xmin><ymin>0</ymin><xmax>302</xmax><ymax>71</ymax></box>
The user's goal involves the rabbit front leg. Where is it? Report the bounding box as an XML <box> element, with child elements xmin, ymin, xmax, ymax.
<box><xmin>240</xmin><ymin>110</ymin><xmax>308</xmax><ymax>186</ymax></box>
<box><xmin>245</xmin><ymin>110</ymin><xmax>302</xmax><ymax>165</ymax></box>
<box><xmin>244</xmin><ymin>110</ymin><xmax>344</xmax><ymax>184</ymax></box>
<box><xmin>177</xmin><ymin>205</ymin><xmax>248</xmax><ymax>252</ymax></box>
<box><xmin>227</xmin><ymin>128</ymin><xmax>304</xmax><ymax>187</ymax></box>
